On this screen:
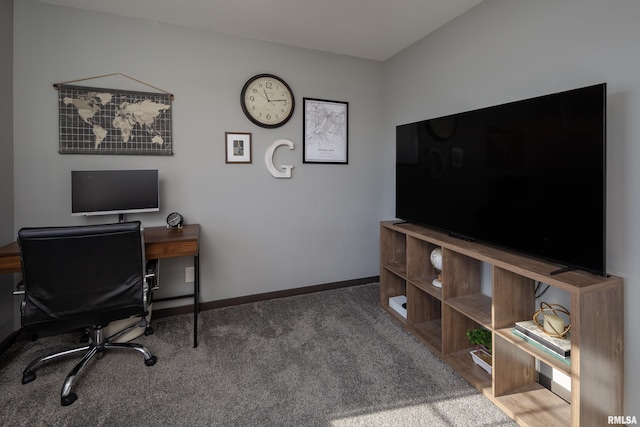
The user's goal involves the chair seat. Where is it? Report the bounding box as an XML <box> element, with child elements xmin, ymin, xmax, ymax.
<box><xmin>22</xmin><ymin>304</ymin><xmax>146</xmax><ymax>335</ymax></box>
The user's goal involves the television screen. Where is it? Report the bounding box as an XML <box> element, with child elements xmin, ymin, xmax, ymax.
<box><xmin>396</xmin><ymin>83</ymin><xmax>606</xmax><ymax>276</ymax></box>
<box><xmin>71</xmin><ymin>170</ymin><xmax>159</xmax><ymax>217</ymax></box>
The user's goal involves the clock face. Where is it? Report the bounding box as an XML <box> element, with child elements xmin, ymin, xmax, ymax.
<box><xmin>166</xmin><ymin>212</ymin><xmax>183</xmax><ymax>228</ymax></box>
<box><xmin>241</xmin><ymin>74</ymin><xmax>295</xmax><ymax>128</ymax></box>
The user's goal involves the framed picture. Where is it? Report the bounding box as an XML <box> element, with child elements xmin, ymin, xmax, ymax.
<box><xmin>303</xmin><ymin>98</ymin><xmax>348</xmax><ymax>164</ymax></box>
<box><xmin>58</xmin><ymin>84</ymin><xmax>173</xmax><ymax>155</ymax></box>
<box><xmin>225</xmin><ymin>132</ymin><xmax>252</xmax><ymax>163</ymax></box>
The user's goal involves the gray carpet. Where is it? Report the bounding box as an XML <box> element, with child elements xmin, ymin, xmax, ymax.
<box><xmin>0</xmin><ymin>283</ymin><xmax>516</xmax><ymax>426</ymax></box>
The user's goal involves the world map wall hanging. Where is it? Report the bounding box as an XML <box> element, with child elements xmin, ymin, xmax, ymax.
<box><xmin>56</xmin><ymin>75</ymin><xmax>173</xmax><ymax>155</ymax></box>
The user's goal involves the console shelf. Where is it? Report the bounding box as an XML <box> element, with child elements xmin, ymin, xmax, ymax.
<box><xmin>379</xmin><ymin>221</ymin><xmax>623</xmax><ymax>427</ymax></box>
<box><xmin>445</xmin><ymin>293</ymin><xmax>492</xmax><ymax>327</ymax></box>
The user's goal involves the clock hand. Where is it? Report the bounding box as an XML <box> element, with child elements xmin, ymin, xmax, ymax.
<box><xmin>256</xmin><ymin>90</ymin><xmax>270</xmax><ymax>102</ymax></box>
<box><xmin>263</xmin><ymin>89</ymin><xmax>279</xmax><ymax>106</ymax></box>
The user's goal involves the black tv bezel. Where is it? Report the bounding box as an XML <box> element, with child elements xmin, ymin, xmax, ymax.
<box><xmin>395</xmin><ymin>83</ymin><xmax>607</xmax><ymax>277</ymax></box>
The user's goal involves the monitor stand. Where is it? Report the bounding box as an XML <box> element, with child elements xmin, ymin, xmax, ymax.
<box><xmin>549</xmin><ymin>266</ymin><xmax>576</xmax><ymax>275</ymax></box>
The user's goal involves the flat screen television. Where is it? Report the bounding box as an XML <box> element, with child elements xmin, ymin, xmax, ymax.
<box><xmin>396</xmin><ymin>83</ymin><xmax>606</xmax><ymax>276</ymax></box>
<box><xmin>71</xmin><ymin>169</ymin><xmax>159</xmax><ymax>220</ymax></box>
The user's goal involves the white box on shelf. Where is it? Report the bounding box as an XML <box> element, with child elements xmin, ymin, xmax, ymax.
<box><xmin>389</xmin><ymin>295</ymin><xmax>407</xmax><ymax>319</ymax></box>
<box><xmin>470</xmin><ymin>349</ymin><xmax>492</xmax><ymax>375</ymax></box>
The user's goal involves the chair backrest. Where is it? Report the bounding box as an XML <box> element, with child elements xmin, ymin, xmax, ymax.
<box><xmin>18</xmin><ymin>221</ymin><xmax>146</xmax><ymax>333</ymax></box>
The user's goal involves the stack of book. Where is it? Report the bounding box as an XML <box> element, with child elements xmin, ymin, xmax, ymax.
<box><xmin>513</xmin><ymin>320</ymin><xmax>571</xmax><ymax>360</ymax></box>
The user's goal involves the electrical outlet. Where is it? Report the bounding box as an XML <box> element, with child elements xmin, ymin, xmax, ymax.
<box><xmin>185</xmin><ymin>266</ymin><xmax>195</xmax><ymax>283</ymax></box>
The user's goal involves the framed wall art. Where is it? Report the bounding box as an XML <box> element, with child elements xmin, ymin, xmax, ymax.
<box><xmin>58</xmin><ymin>84</ymin><xmax>173</xmax><ymax>155</ymax></box>
<box><xmin>225</xmin><ymin>132</ymin><xmax>252</xmax><ymax>164</ymax></box>
<box><xmin>303</xmin><ymin>98</ymin><xmax>348</xmax><ymax>164</ymax></box>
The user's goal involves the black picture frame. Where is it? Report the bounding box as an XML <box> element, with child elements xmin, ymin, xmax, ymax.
<box><xmin>303</xmin><ymin>98</ymin><xmax>348</xmax><ymax>164</ymax></box>
<box><xmin>225</xmin><ymin>132</ymin><xmax>252</xmax><ymax>164</ymax></box>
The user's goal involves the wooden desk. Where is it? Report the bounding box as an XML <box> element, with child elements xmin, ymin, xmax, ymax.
<box><xmin>0</xmin><ymin>224</ymin><xmax>201</xmax><ymax>347</ymax></box>
<box><xmin>0</xmin><ymin>241</ymin><xmax>21</xmax><ymax>274</ymax></box>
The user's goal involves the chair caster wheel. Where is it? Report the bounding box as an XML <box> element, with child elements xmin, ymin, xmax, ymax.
<box><xmin>22</xmin><ymin>371</ymin><xmax>36</xmax><ymax>384</ymax></box>
<box><xmin>145</xmin><ymin>355</ymin><xmax>157</xmax><ymax>366</ymax></box>
<box><xmin>144</xmin><ymin>326</ymin><xmax>154</xmax><ymax>335</ymax></box>
<box><xmin>61</xmin><ymin>392</ymin><xmax>77</xmax><ymax>406</ymax></box>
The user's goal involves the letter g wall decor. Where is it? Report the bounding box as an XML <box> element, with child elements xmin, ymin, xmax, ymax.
<box><xmin>265</xmin><ymin>139</ymin><xmax>294</xmax><ymax>178</ymax></box>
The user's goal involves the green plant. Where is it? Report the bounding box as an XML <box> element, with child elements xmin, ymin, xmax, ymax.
<box><xmin>466</xmin><ymin>328</ymin><xmax>492</xmax><ymax>354</ymax></box>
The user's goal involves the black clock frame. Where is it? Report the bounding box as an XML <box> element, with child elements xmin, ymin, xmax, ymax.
<box><xmin>240</xmin><ymin>74</ymin><xmax>295</xmax><ymax>128</ymax></box>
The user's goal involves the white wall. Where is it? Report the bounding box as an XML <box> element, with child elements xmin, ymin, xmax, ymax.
<box><xmin>12</xmin><ymin>0</ymin><xmax>384</xmax><ymax>307</ymax></box>
<box><xmin>383</xmin><ymin>0</ymin><xmax>640</xmax><ymax>413</ymax></box>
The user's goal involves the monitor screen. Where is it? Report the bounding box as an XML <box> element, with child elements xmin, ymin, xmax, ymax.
<box><xmin>71</xmin><ymin>170</ymin><xmax>159</xmax><ymax>217</ymax></box>
<box><xmin>396</xmin><ymin>83</ymin><xmax>606</xmax><ymax>275</ymax></box>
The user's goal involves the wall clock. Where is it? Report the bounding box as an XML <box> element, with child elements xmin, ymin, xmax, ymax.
<box><xmin>240</xmin><ymin>74</ymin><xmax>295</xmax><ymax>128</ymax></box>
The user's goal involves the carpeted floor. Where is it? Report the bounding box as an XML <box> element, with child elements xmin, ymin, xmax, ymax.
<box><xmin>0</xmin><ymin>283</ymin><xmax>516</xmax><ymax>426</ymax></box>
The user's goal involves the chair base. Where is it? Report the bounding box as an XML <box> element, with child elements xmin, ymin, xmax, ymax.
<box><xmin>21</xmin><ymin>322</ymin><xmax>157</xmax><ymax>406</ymax></box>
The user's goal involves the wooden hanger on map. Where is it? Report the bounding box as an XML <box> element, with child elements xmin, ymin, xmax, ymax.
<box><xmin>53</xmin><ymin>73</ymin><xmax>174</xmax><ymax>100</ymax></box>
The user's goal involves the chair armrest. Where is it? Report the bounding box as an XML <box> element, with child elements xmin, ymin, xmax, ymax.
<box><xmin>13</xmin><ymin>280</ymin><xmax>25</xmax><ymax>295</ymax></box>
<box><xmin>145</xmin><ymin>259</ymin><xmax>159</xmax><ymax>290</ymax></box>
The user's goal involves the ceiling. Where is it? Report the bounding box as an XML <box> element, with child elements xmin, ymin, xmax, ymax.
<box><xmin>37</xmin><ymin>0</ymin><xmax>482</xmax><ymax>61</ymax></box>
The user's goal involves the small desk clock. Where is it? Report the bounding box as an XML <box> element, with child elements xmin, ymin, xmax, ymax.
<box><xmin>166</xmin><ymin>212</ymin><xmax>184</xmax><ymax>229</ymax></box>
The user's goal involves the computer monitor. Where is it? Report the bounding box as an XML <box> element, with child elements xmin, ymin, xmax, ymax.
<box><xmin>71</xmin><ymin>169</ymin><xmax>159</xmax><ymax>221</ymax></box>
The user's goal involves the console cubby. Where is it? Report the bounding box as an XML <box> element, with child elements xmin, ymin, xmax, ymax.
<box><xmin>407</xmin><ymin>282</ymin><xmax>442</xmax><ymax>352</ymax></box>
<box><xmin>406</xmin><ymin>236</ymin><xmax>441</xmax><ymax>299</ymax></box>
<box><xmin>379</xmin><ymin>221</ymin><xmax>623</xmax><ymax>427</ymax></box>
<box><xmin>492</xmin><ymin>334</ymin><xmax>571</xmax><ymax>426</ymax></box>
<box><xmin>379</xmin><ymin>268</ymin><xmax>407</xmax><ymax>324</ymax></box>
<box><xmin>380</xmin><ymin>226</ymin><xmax>406</xmax><ymax>277</ymax></box>
<box><xmin>441</xmin><ymin>303</ymin><xmax>484</xmax><ymax>355</ymax></box>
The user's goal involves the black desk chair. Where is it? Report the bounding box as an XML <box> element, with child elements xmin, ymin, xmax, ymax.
<box><xmin>16</xmin><ymin>221</ymin><xmax>157</xmax><ymax>406</ymax></box>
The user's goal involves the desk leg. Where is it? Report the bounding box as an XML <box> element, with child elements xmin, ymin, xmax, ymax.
<box><xmin>193</xmin><ymin>254</ymin><xmax>200</xmax><ymax>348</ymax></box>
